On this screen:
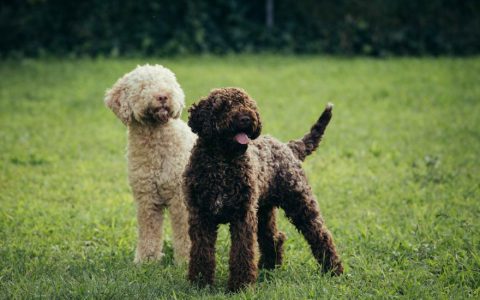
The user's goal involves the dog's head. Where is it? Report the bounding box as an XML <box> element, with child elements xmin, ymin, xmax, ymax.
<box><xmin>188</xmin><ymin>88</ymin><xmax>262</xmax><ymax>151</ymax></box>
<box><xmin>104</xmin><ymin>64</ymin><xmax>185</xmax><ymax>126</ymax></box>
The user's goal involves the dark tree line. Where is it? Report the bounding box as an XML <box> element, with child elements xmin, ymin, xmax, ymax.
<box><xmin>1</xmin><ymin>0</ymin><xmax>479</xmax><ymax>57</ymax></box>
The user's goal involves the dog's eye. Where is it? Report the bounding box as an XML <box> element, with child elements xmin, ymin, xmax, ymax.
<box><xmin>220</xmin><ymin>100</ymin><xmax>231</xmax><ymax>108</ymax></box>
<box><xmin>213</xmin><ymin>99</ymin><xmax>226</xmax><ymax>110</ymax></box>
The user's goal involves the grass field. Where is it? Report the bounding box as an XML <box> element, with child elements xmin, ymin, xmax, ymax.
<box><xmin>0</xmin><ymin>55</ymin><xmax>479</xmax><ymax>299</ymax></box>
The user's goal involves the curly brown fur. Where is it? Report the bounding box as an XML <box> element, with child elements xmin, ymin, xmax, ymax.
<box><xmin>184</xmin><ymin>88</ymin><xmax>343</xmax><ymax>292</ymax></box>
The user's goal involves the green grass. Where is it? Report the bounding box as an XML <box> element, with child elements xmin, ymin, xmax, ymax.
<box><xmin>1</xmin><ymin>55</ymin><xmax>479</xmax><ymax>299</ymax></box>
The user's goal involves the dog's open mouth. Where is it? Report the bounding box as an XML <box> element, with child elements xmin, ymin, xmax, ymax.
<box><xmin>234</xmin><ymin>132</ymin><xmax>250</xmax><ymax>145</ymax></box>
<box><xmin>153</xmin><ymin>107</ymin><xmax>169</xmax><ymax>118</ymax></box>
<box><xmin>145</xmin><ymin>106</ymin><xmax>170</xmax><ymax>124</ymax></box>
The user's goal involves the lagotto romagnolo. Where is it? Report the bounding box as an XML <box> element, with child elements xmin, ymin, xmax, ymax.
<box><xmin>183</xmin><ymin>87</ymin><xmax>343</xmax><ymax>292</ymax></box>
<box><xmin>105</xmin><ymin>65</ymin><xmax>196</xmax><ymax>264</ymax></box>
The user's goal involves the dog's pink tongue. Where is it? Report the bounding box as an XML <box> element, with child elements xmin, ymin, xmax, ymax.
<box><xmin>234</xmin><ymin>133</ymin><xmax>250</xmax><ymax>145</ymax></box>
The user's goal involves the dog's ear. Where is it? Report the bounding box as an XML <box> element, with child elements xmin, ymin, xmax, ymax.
<box><xmin>252</xmin><ymin>110</ymin><xmax>262</xmax><ymax>139</ymax></box>
<box><xmin>170</xmin><ymin>74</ymin><xmax>186</xmax><ymax>119</ymax></box>
<box><xmin>188</xmin><ymin>97</ymin><xmax>213</xmax><ymax>138</ymax></box>
<box><xmin>104</xmin><ymin>78</ymin><xmax>133</xmax><ymax>126</ymax></box>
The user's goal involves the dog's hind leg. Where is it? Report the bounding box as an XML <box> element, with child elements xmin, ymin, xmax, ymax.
<box><xmin>257</xmin><ymin>204</ymin><xmax>286</xmax><ymax>269</ymax></box>
<box><xmin>134</xmin><ymin>197</ymin><xmax>166</xmax><ymax>263</ymax></box>
<box><xmin>280</xmin><ymin>188</ymin><xmax>343</xmax><ymax>275</ymax></box>
<box><xmin>168</xmin><ymin>194</ymin><xmax>191</xmax><ymax>264</ymax></box>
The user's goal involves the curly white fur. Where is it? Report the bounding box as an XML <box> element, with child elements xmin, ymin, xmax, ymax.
<box><xmin>105</xmin><ymin>65</ymin><xmax>196</xmax><ymax>264</ymax></box>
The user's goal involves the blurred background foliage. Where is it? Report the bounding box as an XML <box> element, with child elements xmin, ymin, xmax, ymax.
<box><xmin>1</xmin><ymin>0</ymin><xmax>479</xmax><ymax>57</ymax></box>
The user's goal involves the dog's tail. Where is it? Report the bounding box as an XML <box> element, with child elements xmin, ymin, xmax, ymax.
<box><xmin>287</xmin><ymin>103</ymin><xmax>333</xmax><ymax>161</ymax></box>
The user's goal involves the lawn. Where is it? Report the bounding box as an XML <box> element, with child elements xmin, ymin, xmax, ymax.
<box><xmin>0</xmin><ymin>55</ymin><xmax>479</xmax><ymax>299</ymax></box>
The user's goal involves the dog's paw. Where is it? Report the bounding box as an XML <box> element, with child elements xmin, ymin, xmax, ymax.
<box><xmin>326</xmin><ymin>261</ymin><xmax>344</xmax><ymax>276</ymax></box>
<box><xmin>134</xmin><ymin>252</ymin><xmax>164</xmax><ymax>264</ymax></box>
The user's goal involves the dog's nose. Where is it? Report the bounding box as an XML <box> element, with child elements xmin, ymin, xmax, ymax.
<box><xmin>156</xmin><ymin>95</ymin><xmax>168</xmax><ymax>102</ymax></box>
<box><xmin>238</xmin><ymin>115</ymin><xmax>251</xmax><ymax>127</ymax></box>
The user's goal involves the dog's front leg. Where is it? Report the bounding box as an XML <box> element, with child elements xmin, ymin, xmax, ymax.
<box><xmin>188</xmin><ymin>213</ymin><xmax>218</xmax><ymax>287</ymax></box>
<box><xmin>227</xmin><ymin>209</ymin><xmax>259</xmax><ymax>292</ymax></box>
<box><xmin>134</xmin><ymin>198</ymin><xmax>165</xmax><ymax>263</ymax></box>
<box><xmin>168</xmin><ymin>194</ymin><xmax>191</xmax><ymax>264</ymax></box>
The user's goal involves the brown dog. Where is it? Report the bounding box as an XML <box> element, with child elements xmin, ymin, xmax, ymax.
<box><xmin>184</xmin><ymin>88</ymin><xmax>343</xmax><ymax>291</ymax></box>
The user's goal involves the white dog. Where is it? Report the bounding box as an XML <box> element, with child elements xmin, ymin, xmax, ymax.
<box><xmin>105</xmin><ymin>65</ymin><xmax>196</xmax><ymax>263</ymax></box>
